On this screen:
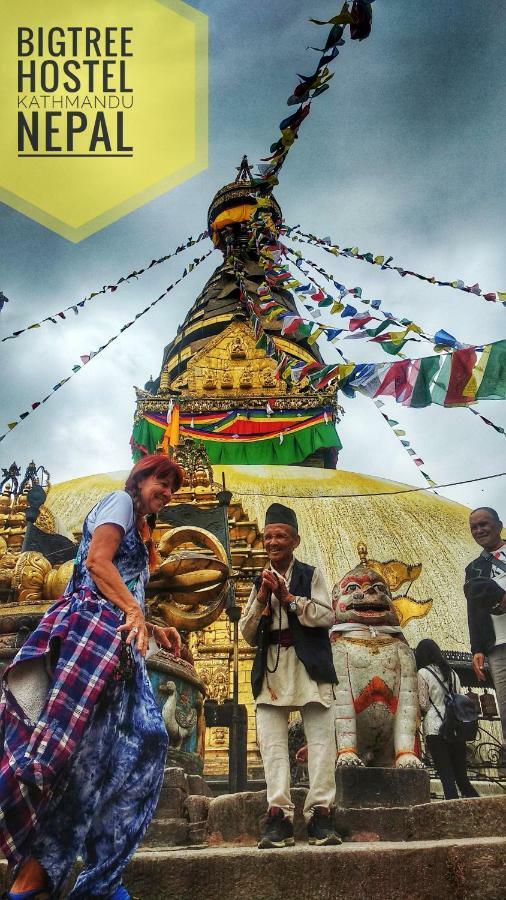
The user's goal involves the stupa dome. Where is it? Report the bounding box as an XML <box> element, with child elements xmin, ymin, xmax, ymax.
<box><xmin>45</xmin><ymin>465</ymin><xmax>476</xmax><ymax>653</ymax></box>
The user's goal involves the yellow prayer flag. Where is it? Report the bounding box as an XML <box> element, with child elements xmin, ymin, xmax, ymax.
<box><xmin>307</xmin><ymin>326</ymin><xmax>325</xmax><ymax>345</ymax></box>
<box><xmin>462</xmin><ymin>344</ymin><xmax>491</xmax><ymax>398</ymax></box>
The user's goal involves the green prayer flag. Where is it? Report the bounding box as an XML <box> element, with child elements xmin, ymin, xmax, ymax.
<box><xmin>431</xmin><ymin>354</ymin><xmax>452</xmax><ymax>406</ymax></box>
<box><xmin>476</xmin><ymin>340</ymin><xmax>506</xmax><ymax>400</ymax></box>
<box><xmin>295</xmin><ymin>322</ymin><xmax>314</xmax><ymax>339</ymax></box>
<box><xmin>410</xmin><ymin>356</ymin><xmax>440</xmax><ymax>408</ymax></box>
<box><xmin>378</xmin><ymin>338</ymin><xmax>409</xmax><ymax>355</ymax></box>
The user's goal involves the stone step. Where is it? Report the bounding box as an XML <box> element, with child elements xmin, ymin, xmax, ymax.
<box><xmin>207</xmin><ymin>790</ymin><xmax>506</xmax><ymax>844</ymax></box>
<box><xmin>2</xmin><ymin>836</ymin><xmax>504</xmax><ymax>898</ymax></box>
<box><xmin>121</xmin><ymin>837</ymin><xmax>506</xmax><ymax>900</ymax></box>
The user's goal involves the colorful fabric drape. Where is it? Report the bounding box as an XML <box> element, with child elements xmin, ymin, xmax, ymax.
<box><xmin>131</xmin><ymin>408</ymin><xmax>341</xmax><ymax>465</ymax></box>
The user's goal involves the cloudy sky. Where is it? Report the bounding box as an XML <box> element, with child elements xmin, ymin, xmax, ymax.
<box><xmin>1</xmin><ymin>0</ymin><xmax>505</xmax><ymax>518</ymax></box>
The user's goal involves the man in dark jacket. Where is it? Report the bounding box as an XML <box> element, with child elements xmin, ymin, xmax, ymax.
<box><xmin>240</xmin><ymin>503</ymin><xmax>339</xmax><ymax>849</ymax></box>
<box><xmin>465</xmin><ymin>507</ymin><xmax>506</xmax><ymax>745</ymax></box>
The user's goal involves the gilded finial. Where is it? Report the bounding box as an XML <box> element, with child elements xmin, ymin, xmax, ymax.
<box><xmin>357</xmin><ymin>541</ymin><xmax>368</xmax><ymax>565</ymax></box>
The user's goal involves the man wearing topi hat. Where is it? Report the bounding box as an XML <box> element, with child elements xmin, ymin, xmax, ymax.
<box><xmin>465</xmin><ymin>507</ymin><xmax>506</xmax><ymax>746</ymax></box>
<box><xmin>240</xmin><ymin>503</ymin><xmax>339</xmax><ymax>849</ymax></box>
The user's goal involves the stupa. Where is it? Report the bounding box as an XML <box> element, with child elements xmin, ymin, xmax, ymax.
<box><xmin>132</xmin><ymin>157</ymin><xmax>342</xmax><ymax>471</ymax></box>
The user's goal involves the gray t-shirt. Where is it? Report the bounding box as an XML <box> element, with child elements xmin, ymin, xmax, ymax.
<box><xmin>87</xmin><ymin>491</ymin><xmax>134</xmax><ymax>535</ymax></box>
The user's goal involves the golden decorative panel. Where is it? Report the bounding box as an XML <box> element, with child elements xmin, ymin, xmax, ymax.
<box><xmin>170</xmin><ymin>321</ymin><xmax>286</xmax><ymax>396</ymax></box>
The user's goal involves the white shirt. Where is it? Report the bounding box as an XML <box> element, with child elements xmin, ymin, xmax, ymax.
<box><xmin>418</xmin><ymin>666</ymin><xmax>462</xmax><ymax>736</ymax></box>
<box><xmin>239</xmin><ymin>558</ymin><xmax>334</xmax><ymax>708</ymax></box>
<box><xmin>87</xmin><ymin>491</ymin><xmax>134</xmax><ymax>535</ymax></box>
<box><xmin>489</xmin><ymin>544</ymin><xmax>506</xmax><ymax>647</ymax></box>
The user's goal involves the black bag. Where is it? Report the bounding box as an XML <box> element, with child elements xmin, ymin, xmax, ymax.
<box><xmin>429</xmin><ymin>667</ymin><xmax>479</xmax><ymax>743</ymax></box>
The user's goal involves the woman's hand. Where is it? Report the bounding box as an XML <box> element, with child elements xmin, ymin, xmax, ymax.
<box><xmin>117</xmin><ymin>605</ymin><xmax>149</xmax><ymax>656</ymax></box>
<box><xmin>150</xmin><ymin>624</ymin><xmax>182</xmax><ymax>658</ymax></box>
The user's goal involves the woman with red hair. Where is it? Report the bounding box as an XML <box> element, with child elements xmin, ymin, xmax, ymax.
<box><xmin>0</xmin><ymin>455</ymin><xmax>184</xmax><ymax>900</ymax></box>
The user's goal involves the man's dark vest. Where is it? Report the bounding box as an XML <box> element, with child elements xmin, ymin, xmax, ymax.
<box><xmin>250</xmin><ymin>559</ymin><xmax>337</xmax><ymax>699</ymax></box>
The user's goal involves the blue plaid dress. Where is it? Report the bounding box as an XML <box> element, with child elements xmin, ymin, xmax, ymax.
<box><xmin>0</xmin><ymin>493</ymin><xmax>168</xmax><ymax>898</ymax></box>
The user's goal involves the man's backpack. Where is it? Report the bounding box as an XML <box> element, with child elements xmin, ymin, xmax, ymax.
<box><xmin>428</xmin><ymin>667</ymin><xmax>479</xmax><ymax>743</ymax></box>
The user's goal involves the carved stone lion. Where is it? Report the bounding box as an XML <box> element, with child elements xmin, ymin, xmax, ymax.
<box><xmin>331</xmin><ymin>564</ymin><xmax>422</xmax><ymax>769</ymax></box>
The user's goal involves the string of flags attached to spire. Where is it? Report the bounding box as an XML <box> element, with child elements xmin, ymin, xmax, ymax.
<box><xmin>467</xmin><ymin>405</ymin><xmax>506</xmax><ymax>438</ymax></box>
<box><xmin>283</xmin><ymin>226</ymin><xmax>506</xmax><ymax>307</ymax></box>
<box><xmin>282</xmin><ymin>246</ymin><xmax>469</xmax><ymax>355</ymax></box>
<box><xmin>373</xmin><ymin>399</ymin><xmax>438</xmax><ymax>491</ymax></box>
<box><xmin>239</xmin><ymin>214</ymin><xmax>443</xmax><ymax>488</ymax></box>
<box><xmin>0</xmin><ymin>250</ymin><xmax>214</xmax><ymax>444</ymax></box>
<box><xmin>231</xmin><ymin>204</ymin><xmax>506</xmax><ymax>408</ymax></box>
<box><xmin>268</xmin><ymin>231</ymin><xmax>442</xmax><ymax>485</ymax></box>
<box><xmin>252</xmin><ymin>2</ymin><xmax>374</xmax><ymax>191</ymax></box>
<box><xmin>282</xmin><ymin>249</ymin><xmax>506</xmax><ymax>450</ymax></box>
<box><xmin>0</xmin><ymin>232</ymin><xmax>209</xmax><ymax>343</ymax></box>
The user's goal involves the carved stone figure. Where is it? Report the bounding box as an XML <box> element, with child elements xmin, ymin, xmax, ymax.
<box><xmin>160</xmin><ymin>680</ymin><xmax>198</xmax><ymax>749</ymax></box>
<box><xmin>331</xmin><ymin>564</ymin><xmax>422</xmax><ymax>769</ymax></box>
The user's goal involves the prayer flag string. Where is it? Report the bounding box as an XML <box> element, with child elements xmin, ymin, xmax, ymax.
<box><xmin>284</xmin><ymin>226</ymin><xmax>506</xmax><ymax>307</ymax></box>
<box><xmin>226</xmin><ymin>209</ymin><xmax>506</xmax><ymax>407</ymax></box>
<box><xmin>373</xmin><ymin>399</ymin><xmax>438</xmax><ymax>491</ymax></box>
<box><xmin>0</xmin><ymin>250</ymin><xmax>215</xmax><ymax>444</ymax></box>
<box><xmin>467</xmin><ymin>405</ymin><xmax>506</xmax><ymax>437</ymax></box>
<box><xmin>252</xmin><ymin>3</ymin><xmax>374</xmax><ymax>191</ymax></box>
<box><xmin>283</xmin><ymin>246</ymin><xmax>470</xmax><ymax>355</ymax></box>
<box><xmin>1</xmin><ymin>232</ymin><xmax>209</xmax><ymax>343</ymax></box>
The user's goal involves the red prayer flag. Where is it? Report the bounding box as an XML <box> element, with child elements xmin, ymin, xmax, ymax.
<box><xmin>444</xmin><ymin>348</ymin><xmax>477</xmax><ymax>406</ymax></box>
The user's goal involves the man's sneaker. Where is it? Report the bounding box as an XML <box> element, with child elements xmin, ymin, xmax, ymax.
<box><xmin>258</xmin><ymin>807</ymin><xmax>295</xmax><ymax>849</ymax></box>
<box><xmin>307</xmin><ymin>807</ymin><xmax>341</xmax><ymax>846</ymax></box>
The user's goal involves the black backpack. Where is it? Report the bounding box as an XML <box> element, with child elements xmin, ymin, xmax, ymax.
<box><xmin>428</xmin><ymin>666</ymin><xmax>479</xmax><ymax>743</ymax></box>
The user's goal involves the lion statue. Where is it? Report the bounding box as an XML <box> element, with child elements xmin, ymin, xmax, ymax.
<box><xmin>331</xmin><ymin>564</ymin><xmax>422</xmax><ymax>769</ymax></box>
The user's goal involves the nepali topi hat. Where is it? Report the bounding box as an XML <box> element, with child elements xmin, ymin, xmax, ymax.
<box><xmin>265</xmin><ymin>503</ymin><xmax>298</xmax><ymax>533</ymax></box>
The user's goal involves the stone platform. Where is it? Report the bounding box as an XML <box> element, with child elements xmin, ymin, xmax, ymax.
<box><xmin>335</xmin><ymin>765</ymin><xmax>430</xmax><ymax>808</ymax></box>
<box><xmin>207</xmin><ymin>790</ymin><xmax>506</xmax><ymax>844</ymax></box>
